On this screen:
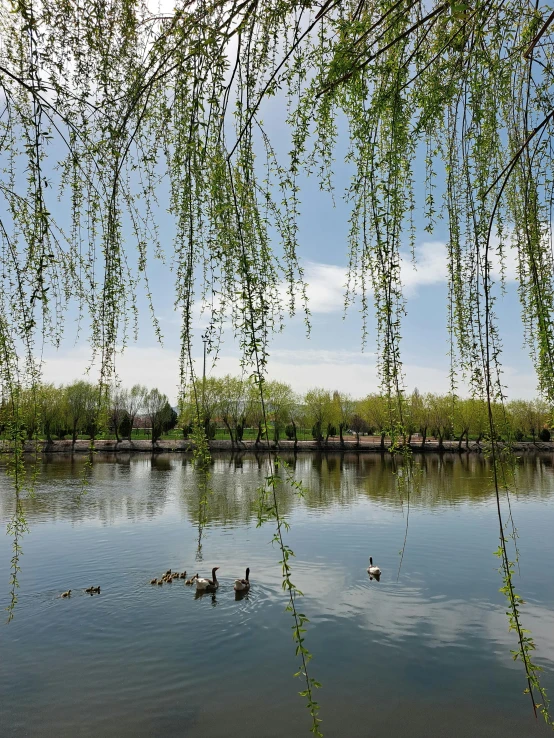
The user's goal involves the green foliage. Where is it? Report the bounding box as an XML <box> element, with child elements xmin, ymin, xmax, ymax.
<box><xmin>1</xmin><ymin>0</ymin><xmax>554</xmax><ymax>726</ymax></box>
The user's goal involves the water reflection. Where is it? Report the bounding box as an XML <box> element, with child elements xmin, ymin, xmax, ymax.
<box><xmin>0</xmin><ymin>452</ymin><xmax>553</xmax><ymax>738</ymax></box>
<box><xmin>2</xmin><ymin>452</ymin><xmax>553</xmax><ymax>529</ymax></box>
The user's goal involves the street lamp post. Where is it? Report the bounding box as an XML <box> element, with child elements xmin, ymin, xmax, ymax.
<box><xmin>201</xmin><ymin>333</ymin><xmax>207</xmax><ymax>423</ymax></box>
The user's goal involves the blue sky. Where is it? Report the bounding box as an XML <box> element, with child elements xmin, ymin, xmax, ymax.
<box><xmin>32</xmin><ymin>40</ymin><xmax>538</xmax><ymax>403</ymax></box>
<box><xmin>39</xmin><ymin>160</ymin><xmax>537</xmax><ymax>403</ymax></box>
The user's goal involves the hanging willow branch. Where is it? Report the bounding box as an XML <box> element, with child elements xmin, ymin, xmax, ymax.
<box><xmin>1</xmin><ymin>0</ymin><xmax>554</xmax><ymax>728</ymax></box>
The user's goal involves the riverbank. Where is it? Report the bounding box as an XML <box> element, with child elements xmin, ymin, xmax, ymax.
<box><xmin>4</xmin><ymin>438</ymin><xmax>554</xmax><ymax>454</ymax></box>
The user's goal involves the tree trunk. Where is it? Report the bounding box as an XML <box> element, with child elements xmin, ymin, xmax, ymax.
<box><xmin>407</xmin><ymin>433</ymin><xmax>412</xmax><ymax>445</ymax></box>
<box><xmin>421</xmin><ymin>428</ymin><xmax>427</xmax><ymax>448</ymax></box>
<box><xmin>223</xmin><ymin>419</ymin><xmax>234</xmax><ymax>448</ymax></box>
<box><xmin>255</xmin><ymin>422</ymin><xmax>263</xmax><ymax>447</ymax></box>
<box><xmin>380</xmin><ymin>432</ymin><xmax>385</xmax><ymax>450</ymax></box>
<box><xmin>292</xmin><ymin>420</ymin><xmax>298</xmax><ymax>450</ymax></box>
<box><xmin>355</xmin><ymin>431</ymin><xmax>360</xmax><ymax>447</ymax></box>
<box><xmin>72</xmin><ymin>421</ymin><xmax>78</xmax><ymax>444</ymax></box>
<box><xmin>458</xmin><ymin>433</ymin><xmax>463</xmax><ymax>451</ymax></box>
<box><xmin>438</xmin><ymin>432</ymin><xmax>444</xmax><ymax>451</ymax></box>
<box><xmin>339</xmin><ymin>424</ymin><xmax>344</xmax><ymax>448</ymax></box>
<box><xmin>465</xmin><ymin>431</ymin><xmax>469</xmax><ymax>449</ymax></box>
<box><xmin>128</xmin><ymin>413</ymin><xmax>135</xmax><ymax>442</ymax></box>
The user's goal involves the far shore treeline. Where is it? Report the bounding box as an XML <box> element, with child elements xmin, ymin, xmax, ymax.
<box><xmin>1</xmin><ymin>376</ymin><xmax>552</xmax><ymax>449</ymax></box>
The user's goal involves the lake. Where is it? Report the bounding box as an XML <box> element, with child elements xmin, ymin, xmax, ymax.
<box><xmin>1</xmin><ymin>451</ymin><xmax>553</xmax><ymax>737</ymax></box>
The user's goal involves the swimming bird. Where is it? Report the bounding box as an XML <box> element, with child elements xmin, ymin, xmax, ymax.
<box><xmin>157</xmin><ymin>579</ymin><xmax>163</xmax><ymax>586</ymax></box>
<box><xmin>367</xmin><ymin>557</ymin><xmax>381</xmax><ymax>582</ymax></box>
<box><xmin>234</xmin><ymin>567</ymin><xmax>250</xmax><ymax>592</ymax></box>
<box><xmin>195</xmin><ymin>567</ymin><xmax>219</xmax><ymax>591</ymax></box>
<box><xmin>179</xmin><ymin>571</ymin><xmax>187</xmax><ymax>579</ymax></box>
<box><xmin>90</xmin><ymin>586</ymin><xmax>100</xmax><ymax>594</ymax></box>
<box><xmin>150</xmin><ymin>579</ymin><xmax>158</xmax><ymax>585</ymax></box>
<box><xmin>165</xmin><ymin>569</ymin><xmax>172</xmax><ymax>576</ymax></box>
<box><xmin>61</xmin><ymin>590</ymin><xmax>71</xmax><ymax>598</ymax></box>
<box><xmin>185</xmin><ymin>574</ymin><xmax>198</xmax><ymax>586</ymax></box>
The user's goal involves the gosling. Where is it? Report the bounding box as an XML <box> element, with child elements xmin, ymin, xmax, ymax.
<box><xmin>61</xmin><ymin>590</ymin><xmax>71</xmax><ymax>598</ymax></box>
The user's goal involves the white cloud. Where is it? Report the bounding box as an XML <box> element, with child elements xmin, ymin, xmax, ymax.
<box><xmin>181</xmin><ymin>237</ymin><xmax>521</xmax><ymax>330</ymax></box>
<box><xmin>298</xmin><ymin>262</ymin><xmax>349</xmax><ymax>313</ymax></box>
<box><xmin>40</xmin><ymin>344</ymin><xmax>538</xmax><ymax>403</ymax></box>
<box><xmin>400</xmin><ymin>241</ymin><xmax>448</xmax><ymax>296</ymax></box>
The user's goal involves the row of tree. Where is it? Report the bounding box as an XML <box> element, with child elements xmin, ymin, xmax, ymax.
<box><xmin>0</xmin><ymin>382</ymin><xmax>177</xmax><ymax>444</ymax></box>
<box><xmin>179</xmin><ymin>377</ymin><xmax>553</xmax><ymax>449</ymax></box>
<box><xmin>1</xmin><ymin>377</ymin><xmax>551</xmax><ymax>448</ymax></box>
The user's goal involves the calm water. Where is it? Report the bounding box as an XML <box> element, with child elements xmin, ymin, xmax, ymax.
<box><xmin>1</xmin><ymin>452</ymin><xmax>554</xmax><ymax>738</ymax></box>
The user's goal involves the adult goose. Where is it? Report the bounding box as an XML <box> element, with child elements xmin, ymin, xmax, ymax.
<box><xmin>367</xmin><ymin>557</ymin><xmax>381</xmax><ymax>582</ymax></box>
<box><xmin>234</xmin><ymin>567</ymin><xmax>250</xmax><ymax>592</ymax></box>
<box><xmin>195</xmin><ymin>567</ymin><xmax>219</xmax><ymax>592</ymax></box>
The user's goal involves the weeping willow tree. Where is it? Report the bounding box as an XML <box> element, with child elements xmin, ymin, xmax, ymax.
<box><xmin>1</xmin><ymin>0</ymin><xmax>554</xmax><ymax>731</ymax></box>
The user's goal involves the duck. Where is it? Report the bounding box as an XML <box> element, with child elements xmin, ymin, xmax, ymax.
<box><xmin>234</xmin><ymin>567</ymin><xmax>250</xmax><ymax>592</ymax></box>
<box><xmin>61</xmin><ymin>590</ymin><xmax>71</xmax><ymax>598</ymax></box>
<box><xmin>150</xmin><ymin>579</ymin><xmax>158</xmax><ymax>585</ymax></box>
<box><xmin>185</xmin><ymin>574</ymin><xmax>198</xmax><ymax>586</ymax></box>
<box><xmin>367</xmin><ymin>557</ymin><xmax>381</xmax><ymax>582</ymax></box>
<box><xmin>195</xmin><ymin>567</ymin><xmax>219</xmax><ymax>591</ymax></box>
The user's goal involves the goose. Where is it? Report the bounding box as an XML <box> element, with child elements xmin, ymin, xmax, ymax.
<box><xmin>61</xmin><ymin>590</ymin><xmax>71</xmax><ymax>598</ymax></box>
<box><xmin>234</xmin><ymin>567</ymin><xmax>250</xmax><ymax>592</ymax></box>
<box><xmin>367</xmin><ymin>557</ymin><xmax>381</xmax><ymax>582</ymax></box>
<box><xmin>185</xmin><ymin>574</ymin><xmax>198</xmax><ymax>586</ymax></box>
<box><xmin>195</xmin><ymin>567</ymin><xmax>219</xmax><ymax>591</ymax></box>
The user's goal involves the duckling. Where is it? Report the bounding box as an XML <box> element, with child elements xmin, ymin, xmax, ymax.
<box><xmin>157</xmin><ymin>579</ymin><xmax>163</xmax><ymax>586</ymax></box>
<box><xmin>91</xmin><ymin>586</ymin><xmax>101</xmax><ymax>594</ymax></box>
<box><xmin>85</xmin><ymin>586</ymin><xmax>94</xmax><ymax>593</ymax></box>
<box><xmin>179</xmin><ymin>571</ymin><xmax>187</xmax><ymax>579</ymax></box>
<box><xmin>164</xmin><ymin>569</ymin><xmax>172</xmax><ymax>577</ymax></box>
<box><xmin>61</xmin><ymin>590</ymin><xmax>71</xmax><ymax>598</ymax></box>
<box><xmin>150</xmin><ymin>578</ymin><xmax>158</xmax><ymax>585</ymax></box>
<box><xmin>185</xmin><ymin>573</ymin><xmax>198</xmax><ymax>585</ymax></box>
